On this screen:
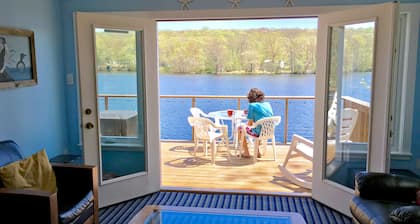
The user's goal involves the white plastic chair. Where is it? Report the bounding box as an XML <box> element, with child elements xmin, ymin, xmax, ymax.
<box><xmin>327</xmin><ymin>92</ymin><xmax>338</xmax><ymax>127</ymax></box>
<box><xmin>278</xmin><ymin>134</ymin><xmax>314</xmax><ymax>189</ymax></box>
<box><xmin>187</xmin><ymin>116</ymin><xmax>225</xmax><ymax>164</ymax></box>
<box><xmin>190</xmin><ymin>107</ymin><xmax>229</xmax><ymax>146</ymax></box>
<box><xmin>240</xmin><ymin>116</ymin><xmax>281</xmax><ymax>164</ymax></box>
<box><xmin>278</xmin><ymin>108</ymin><xmax>359</xmax><ymax>189</ymax></box>
<box><xmin>338</xmin><ymin>108</ymin><xmax>359</xmax><ymax>141</ymax></box>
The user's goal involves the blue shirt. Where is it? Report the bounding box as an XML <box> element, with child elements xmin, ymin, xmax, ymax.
<box><xmin>247</xmin><ymin>102</ymin><xmax>274</xmax><ymax>135</ymax></box>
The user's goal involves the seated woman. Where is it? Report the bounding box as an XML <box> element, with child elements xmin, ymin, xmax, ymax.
<box><xmin>240</xmin><ymin>88</ymin><xmax>273</xmax><ymax>158</ymax></box>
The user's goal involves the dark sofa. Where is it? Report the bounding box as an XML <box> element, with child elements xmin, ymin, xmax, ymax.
<box><xmin>350</xmin><ymin>172</ymin><xmax>420</xmax><ymax>224</ymax></box>
<box><xmin>0</xmin><ymin>140</ymin><xmax>98</xmax><ymax>224</ymax></box>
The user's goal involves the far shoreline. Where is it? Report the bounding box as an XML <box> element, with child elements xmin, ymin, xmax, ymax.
<box><xmin>97</xmin><ymin>71</ymin><xmax>317</xmax><ymax>76</ymax></box>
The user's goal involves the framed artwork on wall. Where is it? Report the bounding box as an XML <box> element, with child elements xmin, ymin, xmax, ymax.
<box><xmin>0</xmin><ymin>27</ymin><xmax>37</xmax><ymax>89</ymax></box>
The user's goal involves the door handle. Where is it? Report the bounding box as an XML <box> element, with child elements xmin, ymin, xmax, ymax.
<box><xmin>85</xmin><ymin>108</ymin><xmax>92</xmax><ymax>115</ymax></box>
<box><xmin>85</xmin><ymin>122</ymin><xmax>94</xmax><ymax>129</ymax></box>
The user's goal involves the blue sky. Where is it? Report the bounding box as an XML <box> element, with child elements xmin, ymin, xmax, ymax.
<box><xmin>158</xmin><ymin>18</ymin><xmax>318</xmax><ymax>31</ymax></box>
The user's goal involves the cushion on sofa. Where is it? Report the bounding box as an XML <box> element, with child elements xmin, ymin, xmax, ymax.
<box><xmin>59</xmin><ymin>190</ymin><xmax>94</xmax><ymax>224</ymax></box>
<box><xmin>355</xmin><ymin>172</ymin><xmax>419</xmax><ymax>203</ymax></box>
<box><xmin>0</xmin><ymin>149</ymin><xmax>57</xmax><ymax>193</ymax></box>
<box><xmin>389</xmin><ymin>205</ymin><xmax>420</xmax><ymax>223</ymax></box>
<box><xmin>350</xmin><ymin>196</ymin><xmax>408</xmax><ymax>224</ymax></box>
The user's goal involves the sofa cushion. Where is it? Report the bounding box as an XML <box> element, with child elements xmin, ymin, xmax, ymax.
<box><xmin>350</xmin><ymin>197</ymin><xmax>407</xmax><ymax>224</ymax></box>
<box><xmin>389</xmin><ymin>205</ymin><xmax>420</xmax><ymax>223</ymax></box>
<box><xmin>0</xmin><ymin>149</ymin><xmax>57</xmax><ymax>193</ymax></box>
<box><xmin>59</xmin><ymin>191</ymin><xmax>94</xmax><ymax>224</ymax></box>
<box><xmin>355</xmin><ymin>172</ymin><xmax>420</xmax><ymax>203</ymax></box>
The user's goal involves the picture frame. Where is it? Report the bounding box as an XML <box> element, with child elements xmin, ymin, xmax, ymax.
<box><xmin>0</xmin><ymin>27</ymin><xmax>37</xmax><ymax>89</ymax></box>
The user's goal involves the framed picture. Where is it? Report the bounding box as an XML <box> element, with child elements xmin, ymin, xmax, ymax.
<box><xmin>0</xmin><ymin>27</ymin><xmax>37</xmax><ymax>89</ymax></box>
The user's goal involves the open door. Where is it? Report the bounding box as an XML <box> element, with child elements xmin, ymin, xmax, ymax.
<box><xmin>75</xmin><ymin>12</ymin><xmax>160</xmax><ymax>207</ymax></box>
<box><xmin>313</xmin><ymin>2</ymin><xmax>398</xmax><ymax>216</ymax></box>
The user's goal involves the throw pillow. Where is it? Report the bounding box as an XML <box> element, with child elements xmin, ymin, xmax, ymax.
<box><xmin>0</xmin><ymin>149</ymin><xmax>57</xmax><ymax>193</ymax></box>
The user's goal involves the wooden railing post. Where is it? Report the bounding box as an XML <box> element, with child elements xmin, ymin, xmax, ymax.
<box><xmin>192</xmin><ymin>97</ymin><xmax>196</xmax><ymax>108</ymax></box>
<box><xmin>105</xmin><ymin>96</ymin><xmax>109</xmax><ymax>111</ymax></box>
<box><xmin>191</xmin><ymin>97</ymin><xmax>196</xmax><ymax>141</ymax></box>
<box><xmin>284</xmin><ymin>98</ymin><xmax>288</xmax><ymax>144</ymax></box>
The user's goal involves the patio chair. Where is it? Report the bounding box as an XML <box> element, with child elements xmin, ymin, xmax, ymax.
<box><xmin>278</xmin><ymin>108</ymin><xmax>359</xmax><ymax>189</ymax></box>
<box><xmin>190</xmin><ymin>107</ymin><xmax>229</xmax><ymax>146</ymax></box>
<box><xmin>240</xmin><ymin>116</ymin><xmax>281</xmax><ymax>164</ymax></box>
<box><xmin>187</xmin><ymin>116</ymin><xmax>226</xmax><ymax>164</ymax></box>
<box><xmin>278</xmin><ymin>134</ymin><xmax>314</xmax><ymax>189</ymax></box>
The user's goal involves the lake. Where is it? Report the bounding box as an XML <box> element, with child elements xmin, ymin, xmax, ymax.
<box><xmin>98</xmin><ymin>72</ymin><xmax>371</xmax><ymax>142</ymax></box>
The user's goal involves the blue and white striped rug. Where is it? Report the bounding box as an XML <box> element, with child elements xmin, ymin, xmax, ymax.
<box><xmin>99</xmin><ymin>191</ymin><xmax>352</xmax><ymax>224</ymax></box>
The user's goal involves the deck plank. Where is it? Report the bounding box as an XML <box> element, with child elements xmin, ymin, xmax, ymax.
<box><xmin>161</xmin><ymin>141</ymin><xmax>312</xmax><ymax>195</ymax></box>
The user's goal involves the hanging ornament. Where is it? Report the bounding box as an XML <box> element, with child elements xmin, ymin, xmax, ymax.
<box><xmin>229</xmin><ymin>0</ymin><xmax>241</xmax><ymax>8</ymax></box>
<box><xmin>178</xmin><ymin>0</ymin><xmax>193</xmax><ymax>10</ymax></box>
<box><xmin>284</xmin><ymin>0</ymin><xmax>295</xmax><ymax>7</ymax></box>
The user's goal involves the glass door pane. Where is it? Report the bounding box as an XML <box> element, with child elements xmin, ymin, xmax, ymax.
<box><xmin>94</xmin><ymin>28</ymin><xmax>146</xmax><ymax>182</ymax></box>
<box><xmin>325</xmin><ymin>22</ymin><xmax>374</xmax><ymax>188</ymax></box>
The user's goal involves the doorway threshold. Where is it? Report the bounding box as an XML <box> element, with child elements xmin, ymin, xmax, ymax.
<box><xmin>161</xmin><ymin>186</ymin><xmax>312</xmax><ymax>197</ymax></box>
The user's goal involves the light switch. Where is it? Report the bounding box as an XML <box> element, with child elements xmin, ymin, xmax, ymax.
<box><xmin>66</xmin><ymin>73</ymin><xmax>74</xmax><ymax>85</ymax></box>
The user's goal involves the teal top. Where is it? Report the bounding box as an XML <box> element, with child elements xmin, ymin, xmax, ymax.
<box><xmin>247</xmin><ymin>101</ymin><xmax>274</xmax><ymax>135</ymax></box>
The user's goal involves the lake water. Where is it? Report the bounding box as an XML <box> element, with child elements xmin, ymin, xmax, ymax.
<box><xmin>98</xmin><ymin>72</ymin><xmax>371</xmax><ymax>142</ymax></box>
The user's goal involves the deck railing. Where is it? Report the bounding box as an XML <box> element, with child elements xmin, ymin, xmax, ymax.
<box><xmin>98</xmin><ymin>94</ymin><xmax>369</xmax><ymax>144</ymax></box>
<box><xmin>99</xmin><ymin>94</ymin><xmax>314</xmax><ymax>144</ymax></box>
<box><xmin>161</xmin><ymin>95</ymin><xmax>315</xmax><ymax>144</ymax></box>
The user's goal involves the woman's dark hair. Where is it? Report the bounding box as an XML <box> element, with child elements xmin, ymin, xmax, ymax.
<box><xmin>247</xmin><ymin>88</ymin><xmax>265</xmax><ymax>103</ymax></box>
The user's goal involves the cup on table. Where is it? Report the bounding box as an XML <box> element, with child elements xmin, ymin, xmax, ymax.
<box><xmin>227</xmin><ymin>109</ymin><xmax>234</xmax><ymax>117</ymax></box>
<box><xmin>244</xmin><ymin>109</ymin><xmax>248</xmax><ymax>115</ymax></box>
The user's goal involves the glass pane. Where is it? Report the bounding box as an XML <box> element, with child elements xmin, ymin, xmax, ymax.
<box><xmin>94</xmin><ymin>28</ymin><xmax>146</xmax><ymax>182</ymax></box>
<box><xmin>324</xmin><ymin>22</ymin><xmax>374</xmax><ymax>188</ymax></box>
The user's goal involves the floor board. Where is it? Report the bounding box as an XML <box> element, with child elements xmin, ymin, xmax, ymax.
<box><xmin>161</xmin><ymin>141</ymin><xmax>312</xmax><ymax>195</ymax></box>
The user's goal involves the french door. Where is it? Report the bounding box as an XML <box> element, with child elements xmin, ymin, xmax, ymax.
<box><xmin>75</xmin><ymin>12</ymin><xmax>160</xmax><ymax>207</ymax></box>
<box><xmin>313</xmin><ymin>2</ymin><xmax>398</xmax><ymax>216</ymax></box>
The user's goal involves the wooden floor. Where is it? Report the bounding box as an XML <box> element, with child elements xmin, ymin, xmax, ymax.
<box><xmin>161</xmin><ymin>141</ymin><xmax>312</xmax><ymax>195</ymax></box>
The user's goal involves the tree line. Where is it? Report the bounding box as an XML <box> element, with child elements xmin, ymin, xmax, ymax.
<box><xmin>95</xmin><ymin>27</ymin><xmax>373</xmax><ymax>75</ymax></box>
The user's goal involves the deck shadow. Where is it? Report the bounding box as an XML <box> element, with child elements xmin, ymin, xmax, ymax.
<box><xmin>164</xmin><ymin>157</ymin><xmax>211</xmax><ymax>168</ymax></box>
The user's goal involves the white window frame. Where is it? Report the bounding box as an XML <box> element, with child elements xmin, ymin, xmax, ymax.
<box><xmin>389</xmin><ymin>4</ymin><xmax>419</xmax><ymax>158</ymax></box>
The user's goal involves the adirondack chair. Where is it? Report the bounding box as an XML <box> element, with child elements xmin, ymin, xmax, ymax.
<box><xmin>279</xmin><ymin>108</ymin><xmax>359</xmax><ymax>189</ymax></box>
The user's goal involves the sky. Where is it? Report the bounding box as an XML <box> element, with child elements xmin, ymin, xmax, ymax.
<box><xmin>158</xmin><ymin>18</ymin><xmax>318</xmax><ymax>31</ymax></box>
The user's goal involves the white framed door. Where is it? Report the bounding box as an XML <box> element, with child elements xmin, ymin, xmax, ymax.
<box><xmin>75</xmin><ymin>12</ymin><xmax>160</xmax><ymax>207</ymax></box>
<box><xmin>313</xmin><ymin>2</ymin><xmax>398</xmax><ymax>216</ymax></box>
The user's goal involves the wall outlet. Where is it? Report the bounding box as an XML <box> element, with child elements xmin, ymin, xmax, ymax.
<box><xmin>66</xmin><ymin>73</ymin><xmax>74</xmax><ymax>85</ymax></box>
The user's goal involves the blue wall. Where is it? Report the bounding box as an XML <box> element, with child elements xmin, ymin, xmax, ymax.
<box><xmin>411</xmin><ymin>22</ymin><xmax>420</xmax><ymax>155</ymax></box>
<box><xmin>0</xmin><ymin>0</ymin><xmax>67</xmax><ymax>158</ymax></box>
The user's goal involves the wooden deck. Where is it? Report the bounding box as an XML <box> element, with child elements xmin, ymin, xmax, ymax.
<box><xmin>160</xmin><ymin>141</ymin><xmax>312</xmax><ymax>195</ymax></box>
